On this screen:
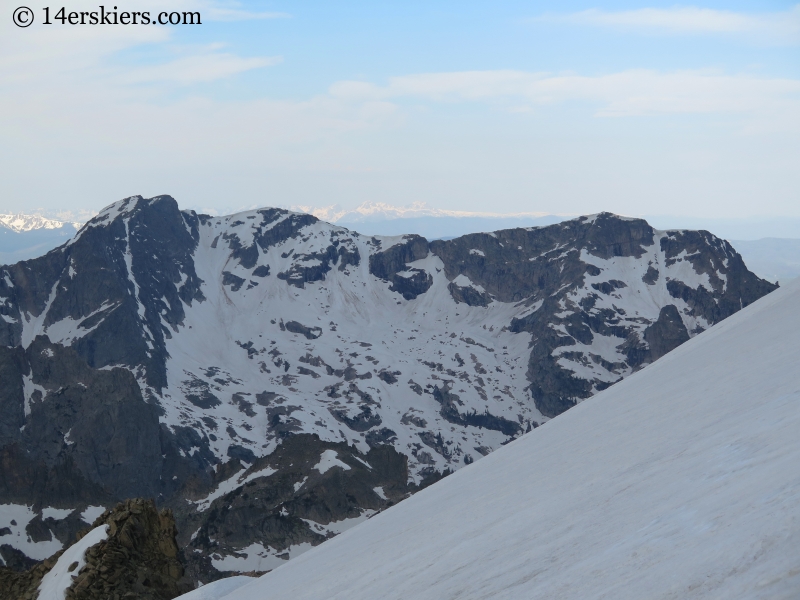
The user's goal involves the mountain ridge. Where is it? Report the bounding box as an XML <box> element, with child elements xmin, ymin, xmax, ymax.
<box><xmin>0</xmin><ymin>195</ymin><xmax>776</xmax><ymax>581</ymax></box>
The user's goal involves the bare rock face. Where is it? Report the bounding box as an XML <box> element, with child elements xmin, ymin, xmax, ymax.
<box><xmin>0</xmin><ymin>499</ymin><xmax>189</xmax><ymax>600</ymax></box>
<box><xmin>178</xmin><ymin>434</ymin><xmax>443</xmax><ymax>583</ymax></box>
<box><xmin>0</xmin><ymin>197</ymin><xmax>777</xmax><ymax>584</ymax></box>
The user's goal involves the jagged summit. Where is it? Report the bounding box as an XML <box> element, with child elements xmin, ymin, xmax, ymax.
<box><xmin>0</xmin><ymin>195</ymin><xmax>776</xmax><ymax>579</ymax></box>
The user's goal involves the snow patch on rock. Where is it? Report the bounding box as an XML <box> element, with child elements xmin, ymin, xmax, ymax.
<box><xmin>314</xmin><ymin>450</ymin><xmax>351</xmax><ymax>474</ymax></box>
<box><xmin>37</xmin><ymin>525</ymin><xmax>108</xmax><ymax>600</ymax></box>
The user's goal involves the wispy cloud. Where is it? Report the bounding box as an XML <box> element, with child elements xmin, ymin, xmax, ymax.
<box><xmin>0</xmin><ymin>0</ymin><xmax>283</xmax><ymax>89</ymax></box>
<box><xmin>120</xmin><ymin>53</ymin><xmax>282</xmax><ymax>85</ymax></box>
<box><xmin>535</xmin><ymin>5</ymin><xmax>800</xmax><ymax>44</ymax></box>
<box><xmin>330</xmin><ymin>69</ymin><xmax>800</xmax><ymax>120</ymax></box>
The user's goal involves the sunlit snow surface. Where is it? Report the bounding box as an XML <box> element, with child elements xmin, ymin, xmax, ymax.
<box><xmin>153</xmin><ymin>215</ymin><xmax>533</xmax><ymax>477</ymax></box>
<box><xmin>0</xmin><ymin>213</ymin><xmax>81</xmax><ymax>233</ymax></box>
<box><xmin>41</xmin><ymin>507</ymin><xmax>73</xmax><ymax>521</ymax></box>
<box><xmin>206</xmin><ymin>278</ymin><xmax>800</xmax><ymax>600</ymax></box>
<box><xmin>313</xmin><ymin>450</ymin><xmax>351</xmax><ymax>474</ymax></box>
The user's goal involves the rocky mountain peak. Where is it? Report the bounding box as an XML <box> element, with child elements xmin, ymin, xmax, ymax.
<box><xmin>0</xmin><ymin>195</ymin><xmax>777</xmax><ymax>582</ymax></box>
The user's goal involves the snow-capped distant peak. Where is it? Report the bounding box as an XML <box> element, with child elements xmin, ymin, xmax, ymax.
<box><xmin>0</xmin><ymin>213</ymin><xmax>83</xmax><ymax>232</ymax></box>
<box><xmin>291</xmin><ymin>201</ymin><xmax>557</xmax><ymax>224</ymax></box>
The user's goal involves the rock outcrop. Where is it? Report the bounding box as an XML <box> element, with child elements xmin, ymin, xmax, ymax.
<box><xmin>0</xmin><ymin>499</ymin><xmax>189</xmax><ymax>600</ymax></box>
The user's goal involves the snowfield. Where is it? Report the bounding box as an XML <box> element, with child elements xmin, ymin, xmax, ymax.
<box><xmin>177</xmin><ymin>576</ymin><xmax>255</xmax><ymax>600</ymax></box>
<box><xmin>203</xmin><ymin>277</ymin><xmax>800</xmax><ymax>599</ymax></box>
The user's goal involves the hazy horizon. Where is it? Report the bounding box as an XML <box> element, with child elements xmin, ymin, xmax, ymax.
<box><xmin>2</xmin><ymin>1</ymin><xmax>798</xmax><ymax>219</ymax></box>
<box><xmin>6</xmin><ymin>196</ymin><xmax>800</xmax><ymax>241</ymax></box>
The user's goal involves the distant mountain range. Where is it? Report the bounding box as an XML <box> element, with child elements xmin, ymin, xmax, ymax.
<box><xmin>0</xmin><ymin>214</ymin><xmax>83</xmax><ymax>233</ymax></box>
<box><xmin>291</xmin><ymin>202</ymin><xmax>566</xmax><ymax>239</ymax></box>
<box><xmin>292</xmin><ymin>201</ymin><xmax>554</xmax><ymax>224</ymax></box>
<box><xmin>0</xmin><ymin>214</ymin><xmax>82</xmax><ymax>265</ymax></box>
<box><xmin>295</xmin><ymin>203</ymin><xmax>800</xmax><ymax>240</ymax></box>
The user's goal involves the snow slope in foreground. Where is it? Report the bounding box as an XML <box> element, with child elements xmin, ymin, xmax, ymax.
<box><xmin>211</xmin><ymin>278</ymin><xmax>800</xmax><ymax>600</ymax></box>
<box><xmin>177</xmin><ymin>576</ymin><xmax>255</xmax><ymax>600</ymax></box>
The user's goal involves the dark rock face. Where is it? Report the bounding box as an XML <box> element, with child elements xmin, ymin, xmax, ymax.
<box><xmin>642</xmin><ymin>266</ymin><xmax>659</xmax><ymax>285</ymax></box>
<box><xmin>0</xmin><ymin>338</ymin><xmax>218</xmax><ymax>567</ymax></box>
<box><xmin>328</xmin><ymin>405</ymin><xmax>382</xmax><ymax>432</ymax></box>
<box><xmin>0</xmin><ymin>498</ymin><xmax>189</xmax><ymax>600</ymax></box>
<box><xmin>447</xmin><ymin>281</ymin><xmax>491</xmax><ymax>307</ymax></box>
<box><xmin>471</xmin><ymin>214</ymin><xmax>777</xmax><ymax>417</ymax></box>
<box><xmin>660</xmin><ymin>230</ymin><xmax>769</xmax><ymax>323</ymax></box>
<box><xmin>0</xmin><ymin>346</ymin><xmax>26</xmax><ymax>442</ymax></box>
<box><xmin>277</xmin><ymin>245</ymin><xmax>339</xmax><ymax>289</ymax></box>
<box><xmin>431</xmin><ymin>214</ymin><xmax>653</xmax><ymax>304</ymax></box>
<box><xmin>433</xmin><ymin>384</ymin><xmax>522</xmax><ymax>437</ymax></box>
<box><xmin>0</xmin><ymin>552</ymin><xmax>52</xmax><ymax>599</ymax></box>
<box><xmin>180</xmin><ymin>435</ymin><xmax>418</xmax><ymax>581</ymax></box>
<box><xmin>0</xmin><ymin>195</ymin><xmax>203</xmax><ymax>390</ymax></box>
<box><xmin>643</xmin><ymin>305</ymin><xmax>691</xmax><ymax>363</ymax></box>
<box><xmin>284</xmin><ymin>321</ymin><xmax>322</xmax><ymax>340</ymax></box>
<box><xmin>222</xmin><ymin>271</ymin><xmax>246</xmax><ymax>292</ymax></box>
<box><xmin>429</xmin><ymin>218</ymin><xmax>613</xmax><ymax>304</ymax></box>
<box><xmin>239</xmin><ymin>210</ymin><xmax>362</xmax><ymax>289</ymax></box>
<box><xmin>368</xmin><ymin>235</ymin><xmax>432</xmax><ymax>300</ymax></box>
<box><xmin>0</xmin><ymin>545</ymin><xmax>39</xmax><ymax>573</ymax></box>
<box><xmin>0</xmin><ymin>338</ymin><xmax>165</xmax><ymax>504</ymax></box>
<box><xmin>0</xmin><ymin>199</ymin><xmax>777</xmax><ymax>586</ymax></box>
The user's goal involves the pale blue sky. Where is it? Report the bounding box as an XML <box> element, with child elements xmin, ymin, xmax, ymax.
<box><xmin>1</xmin><ymin>0</ymin><xmax>798</xmax><ymax>219</ymax></box>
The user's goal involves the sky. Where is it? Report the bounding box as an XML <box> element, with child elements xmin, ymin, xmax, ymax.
<box><xmin>1</xmin><ymin>0</ymin><xmax>798</xmax><ymax>220</ymax></box>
